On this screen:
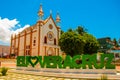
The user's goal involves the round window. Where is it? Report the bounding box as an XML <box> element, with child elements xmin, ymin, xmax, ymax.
<box><xmin>49</xmin><ymin>24</ymin><xmax>53</xmax><ymax>29</ymax></box>
<box><xmin>47</xmin><ymin>31</ymin><xmax>54</xmax><ymax>41</ymax></box>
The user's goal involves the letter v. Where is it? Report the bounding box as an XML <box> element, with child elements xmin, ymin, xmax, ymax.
<box><xmin>38</xmin><ymin>56</ymin><xmax>46</xmax><ymax>68</ymax></box>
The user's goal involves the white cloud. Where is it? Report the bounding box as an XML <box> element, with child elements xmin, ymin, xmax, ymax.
<box><xmin>12</xmin><ymin>24</ymin><xmax>30</xmax><ymax>34</ymax></box>
<box><xmin>0</xmin><ymin>17</ymin><xmax>30</xmax><ymax>45</ymax></box>
<box><xmin>17</xmin><ymin>24</ymin><xmax>21</xmax><ymax>27</ymax></box>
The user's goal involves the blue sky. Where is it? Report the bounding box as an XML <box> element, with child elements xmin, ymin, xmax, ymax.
<box><xmin>0</xmin><ymin>0</ymin><xmax>120</xmax><ymax>45</ymax></box>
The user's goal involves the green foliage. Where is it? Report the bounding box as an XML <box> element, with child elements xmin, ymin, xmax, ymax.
<box><xmin>113</xmin><ymin>38</ymin><xmax>119</xmax><ymax>47</ymax></box>
<box><xmin>1</xmin><ymin>67</ymin><xmax>8</xmax><ymax>76</ymax></box>
<box><xmin>103</xmin><ymin>54</ymin><xmax>115</xmax><ymax>69</ymax></box>
<box><xmin>28</xmin><ymin>56</ymin><xmax>39</xmax><ymax>67</ymax></box>
<box><xmin>82</xmin><ymin>33</ymin><xmax>100</xmax><ymax>54</ymax></box>
<box><xmin>59</xmin><ymin>26</ymin><xmax>99</xmax><ymax>56</ymax></box>
<box><xmin>82</xmin><ymin>54</ymin><xmax>93</xmax><ymax>69</ymax></box>
<box><xmin>63</xmin><ymin>55</ymin><xmax>73</xmax><ymax>68</ymax></box>
<box><xmin>17</xmin><ymin>56</ymin><xmax>27</xmax><ymax>67</ymax></box>
<box><xmin>72</xmin><ymin>55</ymin><xmax>81</xmax><ymax>69</ymax></box>
<box><xmin>76</xmin><ymin>26</ymin><xmax>87</xmax><ymax>35</ymax></box>
<box><xmin>61</xmin><ymin>30</ymin><xmax>64</xmax><ymax>35</ymax></box>
<box><xmin>59</xmin><ymin>31</ymin><xmax>84</xmax><ymax>57</ymax></box>
<box><xmin>44</xmin><ymin>56</ymin><xmax>61</xmax><ymax>68</ymax></box>
<box><xmin>90</xmin><ymin>54</ymin><xmax>104</xmax><ymax>69</ymax></box>
<box><xmin>16</xmin><ymin>54</ymin><xmax>115</xmax><ymax>69</ymax></box>
<box><xmin>68</xmin><ymin>28</ymin><xmax>73</xmax><ymax>32</ymax></box>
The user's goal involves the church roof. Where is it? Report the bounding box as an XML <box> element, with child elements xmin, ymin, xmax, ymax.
<box><xmin>43</xmin><ymin>17</ymin><xmax>49</xmax><ymax>24</ymax></box>
<box><xmin>20</xmin><ymin>15</ymin><xmax>60</xmax><ymax>34</ymax></box>
<box><xmin>37</xmin><ymin>15</ymin><xmax>60</xmax><ymax>31</ymax></box>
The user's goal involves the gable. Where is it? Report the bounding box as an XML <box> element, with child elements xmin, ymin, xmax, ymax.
<box><xmin>42</xmin><ymin>15</ymin><xmax>60</xmax><ymax>31</ymax></box>
<box><xmin>40</xmin><ymin>15</ymin><xmax>60</xmax><ymax>44</ymax></box>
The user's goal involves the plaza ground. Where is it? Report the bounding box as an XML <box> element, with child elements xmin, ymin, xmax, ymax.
<box><xmin>0</xmin><ymin>68</ymin><xmax>119</xmax><ymax>80</ymax></box>
<box><xmin>0</xmin><ymin>72</ymin><xmax>81</xmax><ymax>80</ymax></box>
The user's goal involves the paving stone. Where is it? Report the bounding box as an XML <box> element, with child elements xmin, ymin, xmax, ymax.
<box><xmin>17</xmin><ymin>79</ymin><xmax>22</xmax><ymax>80</ymax></box>
<box><xmin>64</xmin><ymin>79</ymin><xmax>71</xmax><ymax>80</ymax></box>
<box><xmin>71</xmin><ymin>79</ymin><xmax>79</xmax><ymax>80</ymax></box>
<box><xmin>28</xmin><ymin>79</ymin><xmax>35</xmax><ymax>80</ymax></box>
<box><xmin>56</xmin><ymin>78</ymin><xmax>64</xmax><ymax>80</ymax></box>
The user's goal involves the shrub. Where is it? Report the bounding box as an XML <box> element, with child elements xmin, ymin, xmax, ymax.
<box><xmin>1</xmin><ymin>67</ymin><xmax>8</xmax><ymax>76</ymax></box>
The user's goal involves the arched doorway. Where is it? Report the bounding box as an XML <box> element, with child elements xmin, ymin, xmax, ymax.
<box><xmin>47</xmin><ymin>48</ymin><xmax>54</xmax><ymax>56</ymax></box>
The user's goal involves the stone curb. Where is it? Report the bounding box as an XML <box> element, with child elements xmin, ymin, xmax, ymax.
<box><xmin>9</xmin><ymin>69</ymin><xmax>120</xmax><ymax>79</ymax></box>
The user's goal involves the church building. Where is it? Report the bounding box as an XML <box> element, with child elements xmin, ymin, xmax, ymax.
<box><xmin>10</xmin><ymin>5</ymin><xmax>61</xmax><ymax>57</ymax></box>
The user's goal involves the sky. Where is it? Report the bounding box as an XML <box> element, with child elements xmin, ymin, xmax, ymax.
<box><xmin>0</xmin><ymin>0</ymin><xmax>120</xmax><ymax>46</ymax></box>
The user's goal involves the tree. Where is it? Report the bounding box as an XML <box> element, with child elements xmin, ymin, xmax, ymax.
<box><xmin>59</xmin><ymin>31</ymin><xmax>84</xmax><ymax>57</ymax></box>
<box><xmin>113</xmin><ymin>38</ymin><xmax>119</xmax><ymax>47</ymax></box>
<box><xmin>68</xmin><ymin>28</ymin><xmax>73</xmax><ymax>32</ymax></box>
<box><xmin>76</xmin><ymin>26</ymin><xmax>87</xmax><ymax>35</ymax></box>
<box><xmin>61</xmin><ymin>30</ymin><xmax>64</xmax><ymax>35</ymax></box>
<box><xmin>119</xmin><ymin>38</ymin><xmax>120</xmax><ymax>43</ymax></box>
<box><xmin>82</xmin><ymin>33</ymin><xmax>99</xmax><ymax>54</ymax></box>
<box><xmin>118</xmin><ymin>38</ymin><xmax>120</xmax><ymax>46</ymax></box>
<box><xmin>59</xmin><ymin>26</ymin><xmax>99</xmax><ymax>56</ymax></box>
<box><xmin>76</xmin><ymin>26</ymin><xmax>99</xmax><ymax>54</ymax></box>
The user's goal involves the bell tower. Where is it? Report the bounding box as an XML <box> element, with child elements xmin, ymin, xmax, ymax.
<box><xmin>56</xmin><ymin>12</ymin><xmax>61</xmax><ymax>27</ymax></box>
<box><xmin>38</xmin><ymin>4</ymin><xmax>44</xmax><ymax>20</ymax></box>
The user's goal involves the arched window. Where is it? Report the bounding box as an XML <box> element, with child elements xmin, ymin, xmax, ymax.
<box><xmin>33</xmin><ymin>39</ymin><xmax>36</xmax><ymax>46</ymax></box>
<box><xmin>47</xmin><ymin>48</ymin><xmax>53</xmax><ymax>56</ymax></box>
<box><xmin>26</xmin><ymin>45</ymin><xmax>30</xmax><ymax>56</ymax></box>
<box><xmin>54</xmin><ymin>38</ymin><xmax>56</xmax><ymax>45</ymax></box>
<box><xmin>44</xmin><ymin>36</ymin><xmax>47</xmax><ymax>43</ymax></box>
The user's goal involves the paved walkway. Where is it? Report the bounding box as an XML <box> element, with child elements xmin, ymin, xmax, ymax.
<box><xmin>9</xmin><ymin>69</ymin><xmax>120</xmax><ymax>80</ymax></box>
<box><xmin>0</xmin><ymin>72</ymin><xmax>81</xmax><ymax>80</ymax></box>
<box><xmin>0</xmin><ymin>70</ymin><xmax>120</xmax><ymax>80</ymax></box>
